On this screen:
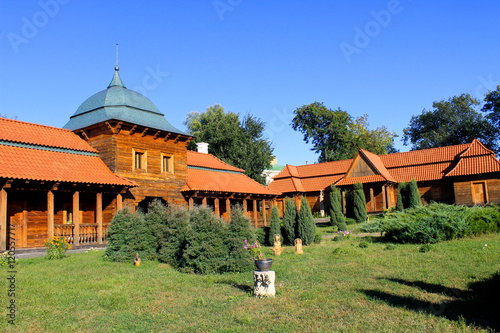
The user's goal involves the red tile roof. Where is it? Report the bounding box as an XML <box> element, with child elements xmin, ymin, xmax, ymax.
<box><xmin>0</xmin><ymin>117</ymin><xmax>98</xmax><ymax>153</ymax></box>
<box><xmin>187</xmin><ymin>151</ymin><xmax>244</xmax><ymax>172</ymax></box>
<box><xmin>0</xmin><ymin>118</ymin><xmax>135</xmax><ymax>186</ymax></box>
<box><xmin>267</xmin><ymin>140</ymin><xmax>500</xmax><ymax>193</ymax></box>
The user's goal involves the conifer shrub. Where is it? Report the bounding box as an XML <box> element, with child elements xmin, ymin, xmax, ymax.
<box><xmin>467</xmin><ymin>205</ymin><xmax>500</xmax><ymax>235</ymax></box>
<box><xmin>344</xmin><ymin>190</ymin><xmax>354</xmax><ymax>219</ymax></box>
<box><xmin>313</xmin><ymin>233</ymin><xmax>322</xmax><ymax>244</ymax></box>
<box><xmin>329</xmin><ymin>185</ymin><xmax>343</xmax><ymax>228</ymax></box>
<box><xmin>353</xmin><ymin>182</ymin><xmax>367</xmax><ymax>223</ymax></box>
<box><xmin>105</xmin><ymin>208</ymin><xmax>157</xmax><ymax>262</ymax></box>
<box><xmin>359</xmin><ymin>241</ymin><xmax>369</xmax><ymax>248</ymax></box>
<box><xmin>224</xmin><ymin>205</ymin><xmax>256</xmax><ymax>273</ymax></box>
<box><xmin>255</xmin><ymin>227</ymin><xmax>268</xmax><ymax>246</ymax></box>
<box><xmin>268</xmin><ymin>205</ymin><xmax>282</xmax><ymax>245</ymax></box>
<box><xmin>156</xmin><ymin>204</ymin><xmax>191</xmax><ymax>268</ymax></box>
<box><xmin>337</xmin><ymin>216</ymin><xmax>348</xmax><ymax>231</ymax></box>
<box><xmin>282</xmin><ymin>197</ymin><xmax>297</xmax><ymax>245</ymax></box>
<box><xmin>396</xmin><ymin>182</ymin><xmax>405</xmax><ymax>211</ymax></box>
<box><xmin>296</xmin><ymin>196</ymin><xmax>316</xmax><ymax>245</ymax></box>
<box><xmin>408</xmin><ymin>179</ymin><xmax>422</xmax><ymax>209</ymax></box>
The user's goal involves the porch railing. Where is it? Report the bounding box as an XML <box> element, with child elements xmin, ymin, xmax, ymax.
<box><xmin>54</xmin><ymin>223</ymin><xmax>109</xmax><ymax>245</ymax></box>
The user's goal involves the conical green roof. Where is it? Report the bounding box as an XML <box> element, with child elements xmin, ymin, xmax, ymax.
<box><xmin>64</xmin><ymin>68</ymin><xmax>187</xmax><ymax>135</ymax></box>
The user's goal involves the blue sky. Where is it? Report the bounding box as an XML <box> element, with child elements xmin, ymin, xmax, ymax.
<box><xmin>1</xmin><ymin>0</ymin><xmax>499</xmax><ymax>166</ymax></box>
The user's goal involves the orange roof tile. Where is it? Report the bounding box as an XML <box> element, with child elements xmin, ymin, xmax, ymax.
<box><xmin>335</xmin><ymin>175</ymin><xmax>387</xmax><ymax>186</ymax></box>
<box><xmin>187</xmin><ymin>151</ymin><xmax>244</xmax><ymax>172</ymax></box>
<box><xmin>0</xmin><ymin>117</ymin><xmax>98</xmax><ymax>153</ymax></box>
<box><xmin>0</xmin><ymin>144</ymin><xmax>135</xmax><ymax>186</ymax></box>
<box><xmin>183</xmin><ymin>168</ymin><xmax>280</xmax><ymax>196</ymax></box>
<box><xmin>446</xmin><ymin>155</ymin><xmax>500</xmax><ymax>177</ymax></box>
<box><xmin>358</xmin><ymin>149</ymin><xmax>395</xmax><ymax>182</ymax></box>
<box><xmin>459</xmin><ymin>138</ymin><xmax>494</xmax><ymax>158</ymax></box>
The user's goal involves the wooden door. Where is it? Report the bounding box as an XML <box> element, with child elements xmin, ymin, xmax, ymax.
<box><xmin>8</xmin><ymin>203</ymin><xmax>27</xmax><ymax>248</ymax></box>
<box><xmin>472</xmin><ymin>182</ymin><xmax>487</xmax><ymax>205</ymax></box>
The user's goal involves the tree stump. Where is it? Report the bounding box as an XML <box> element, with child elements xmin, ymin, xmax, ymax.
<box><xmin>253</xmin><ymin>271</ymin><xmax>275</xmax><ymax>297</ymax></box>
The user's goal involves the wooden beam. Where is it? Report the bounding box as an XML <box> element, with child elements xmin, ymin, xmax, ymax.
<box><xmin>253</xmin><ymin>199</ymin><xmax>258</xmax><ymax>226</ymax></box>
<box><xmin>73</xmin><ymin>191</ymin><xmax>80</xmax><ymax>246</ymax></box>
<box><xmin>115</xmin><ymin>121</ymin><xmax>123</xmax><ymax>134</ymax></box>
<box><xmin>188</xmin><ymin>197</ymin><xmax>194</xmax><ymax>210</ymax></box>
<box><xmin>153</xmin><ymin>130</ymin><xmax>161</xmax><ymax>140</ymax></box>
<box><xmin>262</xmin><ymin>199</ymin><xmax>267</xmax><ymax>226</ymax></box>
<box><xmin>47</xmin><ymin>190</ymin><xmax>54</xmax><ymax>239</ymax></box>
<box><xmin>370</xmin><ymin>187</ymin><xmax>375</xmax><ymax>213</ymax></box>
<box><xmin>116</xmin><ymin>193</ymin><xmax>122</xmax><ymax>211</ymax></box>
<box><xmin>341</xmin><ymin>190</ymin><xmax>346</xmax><ymax>215</ymax></box>
<box><xmin>79</xmin><ymin>130</ymin><xmax>89</xmax><ymax>141</ymax></box>
<box><xmin>164</xmin><ymin>133</ymin><xmax>171</xmax><ymax>142</ymax></box>
<box><xmin>130</xmin><ymin>125</ymin><xmax>137</xmax><ymax>135</ymax></box>
<box><xmin>202</xmin><ymin>197</ymin><xmax>207</xmax><ymax>207</ymax></box>
<box><xmin>96</xmin><ymin>193</ymin><xmax>103</xmax><ymax>244</ymax></box>
<box><xmin>141</xmin><ymin>128</ymin><xmax>149</xmax><ymax>137</ymax></box>
<box><xmin>226</xmin><ymin>198</ymin><xmax>231</xmax><ymax>222</ymax></box>
<box><xmin>242</xmin><ymin>199</ymin><xmax>247</xmax><ymax>215</ymax></box>
<box><xmin>0</xmin><ymin>188</ymin><xmax>7</xmax><ymax>251</ymax></box>
<box><xmin>174</xmin><ymin>134</ymin><xmax>181</xmax><ymax>143</ymax></box>
<box><xmin>382</xmin><ymin>185</ymin><xmax>387</xmax><ymax>210</ymax></box>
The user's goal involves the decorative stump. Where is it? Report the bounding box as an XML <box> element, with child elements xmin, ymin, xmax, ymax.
<box><xmin>295</xmin><ymin>238</ymin><xmax>304</xmax><ymax>254</ymax></box>
<box><xmin>271</xmin><ymin>234</ymin><xmax>284</xmax><ymax>256</ymax></box>
<box><xmin>254</xmin><ymin>271</ymin><xmax>275</xmax><ymax>298</ymax></box>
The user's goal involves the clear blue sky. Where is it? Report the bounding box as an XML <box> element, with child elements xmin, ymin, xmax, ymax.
<box><xmin>1</xmin><ymin>0</ymin><xmax>499</xmax><ymax>166</ymax></box>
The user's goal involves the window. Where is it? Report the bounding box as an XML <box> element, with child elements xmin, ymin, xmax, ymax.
<box><xmin>133</xmin><ymin>149</ymin><xmax>147</xmax><ymax>170</ymax></box>
<box><xmin>162</xmin><ymin>154</ymin><xmax>174</xmax><ymax>173</ymax></box>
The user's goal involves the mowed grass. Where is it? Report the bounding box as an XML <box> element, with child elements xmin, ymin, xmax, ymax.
<box><xmin>1</xmin><ymin>231</ymin><xmax>499</xmax><ymax>332</ymax></box>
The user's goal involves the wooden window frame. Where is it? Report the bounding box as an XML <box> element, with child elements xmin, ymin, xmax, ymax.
<box><xmin>161</xmin><ymin>153</ymin><xmax>174</xmax><ymax>174</ymax></box>
<box><xmin>133</xmin><ymin>148</ymin><xmax>147</xmax><ymax>171</ymax></box>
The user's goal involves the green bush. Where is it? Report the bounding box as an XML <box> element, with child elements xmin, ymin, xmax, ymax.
<box><xmin>268</xmin><ymin>205</ymin><xmax>281</xmax><ymax>245</ymax></box>
<box><xmin>345</xmin><ymin>217</ymin><xmax>357</xmax><ymax>225</ymax></box>
<box><xmin>297</xmin><ymin>197</ymin><xmax>316</xmax><ymax>245</ymax></box>
<box><xmin>282</xmin><ymin>197</ymin><xmax>297</xmax><ymax>245</ymax></box>
<box><xmin>360</xmin><ymin>221</ymin><xmax>382</xmax><ymax>233</ymax></box>
<box><xmin>157</xmin><ymin>204</ymin><xmax>191</xmax><ymax>267</ymax></box>
<box><xmin>467</xmin><ymin>205</ymin><xmax>500</xmax><ymax>235</ymax></box>
<box><xmin>396</xmin><ymin>182</ymin><xmax>405</xmax><ymax>211</ymax></box>
<box><xmin>419</xmin><ymin>244</ymin><xmax>432</xmax><ymax>253</ymax></box>
<box><xmin>255</xmin><ymin>227</ymin><xmax>268</xmax><ymax>246</ymax></box>
<box><xmin>106</xmin><ymin>208</ymin><xmax>157</xmax><ymax>262</ymax></box>
<box><xmin>353</xmin><ymin>182</ymin><xmax>367</xmax><ymax>223</ymax></box>
<box><xmin>333</xmin><ymin>235</ymin><xmax>343</xmax><ymax>242</ymax></box>
<box><xmin>224</xmin><ymin>206</ymin><xmax>256</xmax><ymax>273</ymax></box>
<box><xmin>408</xmin><ymin>179</ymin><xmax>421</xmax><ymax>209</ymax></box>
<box><xmin>359</xmin><ymin>241</ymin><xmax>369</xmax><ymax>248</ymax></box>
<box><xmin>337</xmin><ymin>216</ymin><xmax>348</xmax><ymax>231</ymax></box>
<box><xmin>329</xmin><ymin>185</ymin><xmax>343</xmax><ymax>228</ymax></box>
<box><xmin>313</xmin><ymin>233</ymin><xmax>322</xmax><ymax>244</ymax></box>
<box><xmin>385</xmin><ymin>244</ymin><xmax>396</xmax><ymax>251</ymax></box>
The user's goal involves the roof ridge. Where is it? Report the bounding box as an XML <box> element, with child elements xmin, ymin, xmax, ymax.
<box><xmin>0</xmin><ymin>117</ymin><xmax>75</xmax><ymax>133</ymax></box>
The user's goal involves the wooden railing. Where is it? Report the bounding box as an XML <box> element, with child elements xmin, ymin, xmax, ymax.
<box><xmin>54</xmin><ymin>223</ymin><xmax>109</xmax><ymax>245</ymax></box>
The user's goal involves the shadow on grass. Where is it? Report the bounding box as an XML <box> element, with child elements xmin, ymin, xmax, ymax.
<box><xmin>360</xmin><ymin>272</ymin><xmax>500</xmax><ymax>331</ymax></box>
<box><xmin>217</xmin><ymin>280</ymin><xmax>253</xmax><ymax>294</ymax></box>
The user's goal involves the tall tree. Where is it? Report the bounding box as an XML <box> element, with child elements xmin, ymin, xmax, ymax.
<box><xmin>282</xmin><ymin>197</ymin><xmax>297</xmax><ymax>245</ymax></box>
<box><xmin>268</xmin><ymin>205</ymin><xmax>281</xmax><ymax>246</ymax></box>
<box><xmin>482</xmin><ymin>85</ymin><xmax>500</xmax><ymax>132</ymax></box>
<box><xmin>329</xmin><ymin>184</ymin><xmax>343</xmax><ymax>228</ymax></box>
<box><xmin>291</xmin><ymin>102</ymin><xmax>397</xmax><ymax>162</ymax></box>
<box><xmin>296</xmin><ymin>197</ymin><xmax>316</xmax><ymax>246</ymax></box>
<box><xmin>403</xmin><ymin>94</ymin><xmax>499</xmax><ymax>153</ymax></box>
<box><xmin>407</xmin><ymin>179</ymin><xmax>421</xmax><ymax>209</ymax></box>
<box><xmin>353</xmin><ymin>182</ymin><xmax>367</xmax><ymax>223</ymax></box>
<box><xmin>184</xmin><ymin>104</ymin><xmax>274</xmax><ymax>184</ymax></box>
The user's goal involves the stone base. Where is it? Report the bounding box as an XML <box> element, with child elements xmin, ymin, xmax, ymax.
<box><xmin>253</xmin><ymin>270</ymin><xmax>275</xmax><ymax>297</ymax></box>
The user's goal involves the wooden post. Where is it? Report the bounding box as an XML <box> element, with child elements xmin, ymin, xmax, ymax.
<box><xmin>262</xmin><ymin>199</ymin><xmax>267</xmax><ymax>226</ymax></box>
<box><xmin>0</xmin><ymin>188</ymin><xmax>7</xmax><ymax>251</ymax></box>
<box><xmin>382</xmin><ymin>185</ymin><xmax>387</xmax><ymax>210</ymax></box>
<box><xmin>370</xmin><ymin>187</ymin><xmax>375</xmax><ymax>212</ymax></box>
<box><xmin>96</xmin><ymin>193</ymin><xmax>103</xmax><ymax>244</ymax></box>
<box><xmin>47</xmin><ymin>190</ymin><xmax>54</xmax><ymax>239</ymax></box>
<box><xmin>341</xmin><ymin>190</ymin><xmax>346</xmax><ymax>215</ymax></box>
<box><xmin>214</xmin><ymin>198</ymin><xmax>220</xmax><ymax>217</ymax></box>
<box><xmin>188</xmin><ymin>197</ymin><xmax>194</xmax><ymax>209</ymax></box>
<box><xmin>242</xmin><ymin>199</ymin><xmax>247</xmax><ymax>215</ymax></box>
<box><xmin>116</xmin><ymin>193</ymin><xmax>122</xmax><ymax>211</ymax></box>
<box><xmin>202</xmin><ymin>197</ymin><xmax>207</xmax><ymax>207</ymax></box>
<box><xmin>226</xmin><ymin>198</ymin><xmax>231</xmax><ymax>222</ymax></box>
<box><xmin>73</xmin><ymin>191</ymin><xmax>80</xmax><ymax>246</ymax></box>
<box><xmin>253</xmin><ymin>199</ymin><xmax>258</xmax><ymax>226</ymax></box>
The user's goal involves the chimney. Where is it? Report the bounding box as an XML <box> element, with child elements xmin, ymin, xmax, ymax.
<box><xmin>196</xmin><ymin>142</ymin><xmax>209</xmax><ymax>154</ymax></box>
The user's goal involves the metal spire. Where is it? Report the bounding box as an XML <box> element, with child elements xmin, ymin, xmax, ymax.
<box><xmin>115</xmin><ymin>43</ymin><xmax>119</xmax><ymax>71</ymax></box>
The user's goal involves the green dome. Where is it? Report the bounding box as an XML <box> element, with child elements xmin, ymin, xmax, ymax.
<box><xmin>64</xmin><ymin>68</ymin><xmax>187</xmax><ymax>135</ymax></box>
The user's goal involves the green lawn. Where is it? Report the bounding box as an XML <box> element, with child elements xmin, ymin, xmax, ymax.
<box><xmin>2</xmin><ymin>232</ymin><xmax>499</xmax><ymax>332</ymax></box>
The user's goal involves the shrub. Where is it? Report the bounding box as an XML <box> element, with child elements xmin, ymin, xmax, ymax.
<box><xmin>268</xmin><ymin>205</ymin><xmax>281</xmax><ymax>246</ymax></box>
<box><xmin>360</xmin><ymin>221</ymin><xmax>382</xmax><ymax>233</ymax></box>
<box><xmin>329</xmin><ymin>185</ymin><xmax>343</xmax><ymax>228</ymax></box>
<box><xmin>337</xmin><ymin>216</ymin><xmax>348</xmax><ymax>231</ymax></box>
<box><xmin>313</xmin><ymin>233</ymin><xmax>322</xmax><ymax>244</ymax></box>
<box><xmin>408</xmin><ymin>179</ymin><xmax>421</xmax><ymax>209</ymax></box>
<box><xmin>45</xmin><ymin>236</ymin><xmax>71</xmax><ymax>259</ymax></box>
<box><xmin>333</xmin><ymin>235</ymin><xmax>343</xmax><ymax>242</ymax></box>
<box><xmin>396</xmin><ymin>182</ymin><xmax>405</xmax><ymax>211</ymax></box>
<box><xmin>353</xmin><ymin>182</ymin><xmax>367</xmax><ymax>223</ymax></box>
<box><xmin>105</xmin><ymin>208</ymin><xmax>157</xmax><ymax>262</ymax></box>
<box><xmin>297</xmin><ymin>197</ymin><xmax>316</xmax><ymax>245</ymax></box>
<box><xmin>255</xmin><ymin>227</ymin><xmax>268</xmax><ymax>246</ymax></box>
<box><xmin>359</xmin><ymin>241</ymin><xmax>369</xmax><ymax>248</ymax></box>
<box><xmin>333</xmin><ymin>247</ymin><xmax>344</xmax><ymax>254</ymax></box>
<box><xmin>345</xmin><ymin>217</ymin><xmax>357</xmax><ymax>225</ymax></box>
<box><xmin>282</xmin><ymin>197</ymin><xmax>297</xmax><ymax>245</ymax></box>
<box><xmin>419</xmin><ymin>244</ymin><xmax>432</xmax><ymax>253</ymax></box>
<box><xmin>385</xmin><ymin>244</ymin><xmax>396</xmax><ymax>251</ymax></box>
<box><xmin>224</xmin><ymin>205</ymin><xmax>256</xmax><ymax>272</ymax></box>
<box><xmin>467</xmin><ymin>205</ymin><xmax>500</xmax><ymax>235</ymax></box>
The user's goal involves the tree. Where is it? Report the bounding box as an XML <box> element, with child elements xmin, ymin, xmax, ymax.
<box><xmin>329</xmin><ymin>185</ymin><xmax>343</xmax><ymax>228</ymax></box>
<box><xmin>282</xmin><ymin>197</ymin><xmax>297</xmax><ymax>245</ymax></box>
<box><xmin>184</xmin><ymin>104</ymin><xmax>274</xmax><ymax>184</ymax></box>
<box><xmin>268</xmin><ymin>205</ymin><xmax>281</xmax><ymax>246</ymax></box>
<box><xmin>408</xmin><ymin>179</ymin><xmax>421</xmax><ymax>209</ymax></box>
<box><xmin>403</xmin><ymin>94</ymin><xmax>499</xmax><ymax>153</ymax></box>
<box><xmin>291</xmin><ymin>102</ymin><xmax>397</xmax><ymax>162</ymax></box>
<box><xmin>482</xmin><ymin>85</ymin><xmax>500</xmax><ymax>132</ymax></box>
<box><xmin>353</xmin><ymin>182</ymin><xmax>367</xmax><ymax>223</ymax></box>
<box><xmin>296</xmin><ymin>197</ymin><xmax>316</xmax><ymax>245</ymax></box>
<box><xmin>395</xmin><ymin>182</ymin><xmax>405</xmax><ymax>211</ymax></box>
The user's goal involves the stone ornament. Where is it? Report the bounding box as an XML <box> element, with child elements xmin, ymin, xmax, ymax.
<box><xmin>295</xmin><ymin>238</ymin><xmax>304</xmax><ymax>254</ymax></box>
<box><xmin>271</xmin><ymin>234</ymin><xmax>284</xmax><ymax>256</ymax></box>
<box><xmin>253</xmin><ymin>270</ymin><xmax>275</xmax><ymax>297</ymax></box>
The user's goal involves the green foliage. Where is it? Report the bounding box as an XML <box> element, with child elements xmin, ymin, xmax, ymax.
<box><xmin>353</xmin><ymin>182</ymin><xmax>367</xmax><ymax>223</ymax></box>
<box><xmin>255</xmin><ymin>227</ymin><xmax>268</xmax><ymax>246</ymax></box>
<box><xmin>282</xmin><ymin>197</ymin><xmax>297</xmax><ymax>245</ymax></box>
<box><xmin>329</xmin><ymin>185</ymin><xmax>343</xmax><ymax>228</ymax></box>
<box><xmin>408</xmin><ymin>179</ymin><xmax>421</xmax><ymax>209</ymax></box>
<box><xmin>385</xmin><ymin>244</ymin><xmax>396</xmax><ymax>250</ymax></box>
<box><xmin>359</xmin><ymin>241</ymin><xmax>369</xmax><ymax>248</ymax></box>
<box><xmin>268</xmin><ymin>205</ymin><xmax>281</xmax><ymax>245</ymax></box>
<box><xmin>314</xmin><ymin>233</ymin><xmax>322</xmax><ymax>244</ymax></box>
<box><xmin>105</xmin><ymin>208</ymin><xmax>157</xmax><ymax>262</ymax></box>
<box><xmin>467</xmin><ymin>205</ymin><xmax>500</xmax><ymax>235</ymax></box>
<box><xmin>360</xmin><ymin>221</ymin><xmax>382</xmax><ymax>233</ymax></box>
<box><xmin>296</xmin><ymin>197</ymin><xmax>316</xmax><ymax>245</ymax></box>
<box><xmin>403</xmin><ymin>93</ymin><xmax>499</xmax><ymax>153</ymax></box>
<box><xmin>225</xmin><ymin>206</ymin><xmax>256</xmax><ymax>272</ymax></box>
<box><xmin>337</xmin><ymin>216</ymin><xmax>348</xmax><ymax>231</ymax></box>
<box><xmin>291</xmin><ymin>102</ymin><xmax>397</xmax><ymax>162</ymax></box>
<box><xmin>419</xmin><ymin>244</ymin><xmax>432</xmax><ymax>253</ymax></box>
<box><xmin>156</xmin><ymin>204</ymin><xmax>191</xmax><ymax>267</ymax></box>
<box><xmin>184</xmin><ymin>104</ymin><xmax>274</xmax><ymax>183</ymax></box>
<box><xmin>333</xmin><ymin>235</ymin><xmax>343</xmax><ymax>242</ymax></box>
<box><xmin>396</xmin><ymin>182</ymin><xmax>405</xmax><ymax>211</ymax></box>
<box><xmin>482</xmin><ymin>85</ymin><xmax>500</xmax><ymax>136</ymax></box>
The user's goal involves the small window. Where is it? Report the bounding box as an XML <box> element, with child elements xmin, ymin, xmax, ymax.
<box><xmin>133</xmin><ymin>149</ymin><xmax>147</xmax><ymax>170</ymax></box>
<box><xmin>162</xmin><ymin>154</ymin><xmax>174</xmax><ymax>173</ymax></box>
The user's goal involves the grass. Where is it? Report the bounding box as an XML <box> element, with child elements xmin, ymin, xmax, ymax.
<box><xmin>1</xmin><ymin>234</ymin><xmax>499</xmax><ymax>332</ymax></box>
